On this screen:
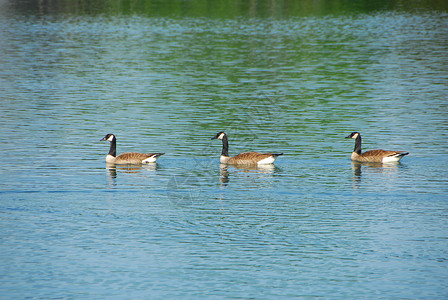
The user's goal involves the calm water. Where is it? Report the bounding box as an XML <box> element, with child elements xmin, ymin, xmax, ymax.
<box><xmin>1</xmin><ymin>1</ymin><xmax>448</xmax><ymax>298</ymax></box>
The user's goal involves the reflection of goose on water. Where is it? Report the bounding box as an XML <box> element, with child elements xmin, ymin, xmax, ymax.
<box><xmin>219</xmin><ymin>163</ymin><xmax>276</xmax><ymax>185</ymax></box>
<box><xmin>100</xmin><ymin>133</ymin><xmax>164</xmax><ymax>164</ymax></box>
<box><xmin>211</xmin><ymin>132</ymin><xmax>283</xmax><ymax>165</ymax></box>
<box><xmin>351</xmin><ymin>161</ymin><xmax>400</xmax><ymax>177</ymax></box>
<box><xmin>345</xmin><ymin>132</ymin><xmax>409</xmax><ymax>163</ymax></box>
<box><xmin>221</xmin><ymin>163</ymin><xmax>276</xmax><ymax>173</ymax></box>
<box><xmin>106</xmin><ymin>163</ymin><xmax>158</xmax><ymax>173</ymax></box>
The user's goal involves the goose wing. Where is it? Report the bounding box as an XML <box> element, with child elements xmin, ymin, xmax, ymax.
<box><xmin>362</xmin><ymin>149</ymin><xmax>408</xmax><ymax>158</ymax></box>
<box><xmin>144</xmin><ymin>153</ymin><xmax>165</xmax><ymax>158</ymax></box>
<box><xmin>228</xmin><ymin>152</ymin><xmax>282</xmax><ymax>165</ymax></box>
<box><xmin>115</xmin><ymin>152</ymin><xmax>163</xmax><ymax>164</ymax></box>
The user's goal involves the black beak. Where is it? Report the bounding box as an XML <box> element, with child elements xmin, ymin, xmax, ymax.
<box><xmin>211</xmin><ymin>136</ymin><xmax>217</xmax><ymax>140</ymax></box>
<box><xmin>100</xmin><ymin>137</ymin><xmax>107</xmax><ymax>141</ymax></box>
<box><xmin>345</xmin><ymin>135</ymin><xmax>351</xmax><ymax>139</ymax></box>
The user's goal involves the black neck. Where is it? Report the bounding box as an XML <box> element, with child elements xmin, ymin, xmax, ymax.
<box><xmin>221</xmin><ymin>135</ymin><xmax>229</xmax><ymax>157</ymax></box>
<box><xmin>109</xmin><ymin>138</ymin><xmax>117</xmax><ymax>157</ymax></box>
<box><xmin>354</xmin><ymin>135</ymin><xmax>362</xmax><ymax>154</ymax></box>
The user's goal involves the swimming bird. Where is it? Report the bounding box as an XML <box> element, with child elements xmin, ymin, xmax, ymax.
<box><xmin>100</xmin><ymin>133</ymin><xmax>164</xmax><ymax>164</ymax></box>
<box><xmin>211</xmin><ymin>132</ymin><xmax>283</xmax><ymax>165</ymax></box>
<box><xmin>345</xmin><ymin>132</ymin><xmax>409</xmax><ymax>163</ymax></box>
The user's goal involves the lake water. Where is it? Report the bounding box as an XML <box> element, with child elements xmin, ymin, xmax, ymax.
<box><xmin>1</xmin><ymin>0</ymin><xmax>448</xmax><ymax>298</ymax></box>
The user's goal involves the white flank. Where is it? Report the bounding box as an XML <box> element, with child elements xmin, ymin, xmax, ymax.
<box><xmin>142</xmin><ymin>155</ymin><xmax>157</xmax><ymax>163</ymax></box>
<box><xmin>257</xmin><ymin>156</ymin><xmax>275</xmax><ymax>165</ymax></box>
<box><xmin>382</xmin><ymin>155</ymin><xmax>402</xmax><ymax>163</ymax></box>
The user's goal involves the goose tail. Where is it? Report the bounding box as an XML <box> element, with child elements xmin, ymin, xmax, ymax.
<box><xmin>396</xmin><ymin>152</ymin><xmax>409</xmax><ymax>157</ymax></box>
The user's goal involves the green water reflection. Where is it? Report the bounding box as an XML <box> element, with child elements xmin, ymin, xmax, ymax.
<box><xmin>4</xmin><ymin>0</ymin><xmax>448</xmax><ymax>17</ymax></box>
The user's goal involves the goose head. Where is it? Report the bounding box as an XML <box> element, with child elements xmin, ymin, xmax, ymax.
<box><xmin>101</xmin><ymin>133</ymin><xmax>116</xmax><ymax>142</ymax></box>
<box><xmin>211</xmin><ymin>132</ymin><xmax>226</xmax><ymax>140</ymax></box>
<box><xmin>345</xmin><ymin>132</ymin><xmax>360</xmax><ymax>139</ymax></box>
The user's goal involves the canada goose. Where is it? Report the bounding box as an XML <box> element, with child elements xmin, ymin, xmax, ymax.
<box><xmin>345</xmin><ymin>132</ymin><xmax>409</xmax><ymax>163</ymax></box>
<box><xmin>211</xmin><ymin>132</ymin><xmax>283</xmax><ymax>165</ymax></box>
<box><xmin>100</xmin><ymin>133</ymin><xmax>164</xmax><ymax>164</ymax></box>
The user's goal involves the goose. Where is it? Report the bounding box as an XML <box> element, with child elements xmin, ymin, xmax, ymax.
<box><xmin>100</xmin><ymin>133</ymin><xmax>164</xmax><ymax>164</ymax></box>
<box><xmin>211</xmin><ymin>132</ymin><xmax>283</xmax><ymax>165</ymax></box>
<box><xmin>345</xmin><ymin>132</ymin><xmax>409</xmax><ymax>163</ymax></box>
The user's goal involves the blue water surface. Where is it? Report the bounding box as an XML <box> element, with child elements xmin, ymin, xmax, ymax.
<box><xmin>0</xmin><ymin>1</ymin><xmax>447</xmax><ymax>298</ymax></box>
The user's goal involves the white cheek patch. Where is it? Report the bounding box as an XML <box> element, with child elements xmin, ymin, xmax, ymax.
<box><xmin>352</xmin><ymin>133</ymin><xmax>359</xmax><ymax>139</ymax></box>
<box><xmin>107</xmin><ymin>135</ymin><xmax>115</xmax><ymax>142</ymax></box>
<box><xmin>218</xmin><ymin>133</ymin><xmax>225</xmax><ymax>140</ymax></box>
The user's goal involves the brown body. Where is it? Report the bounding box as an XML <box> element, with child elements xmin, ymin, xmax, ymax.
<box><xmin>107</xmin><ymin>152</ymin><xmax>164</xmax><ymax>164</ymax></box>
<box><xmin>224</xmin><ymin>152</ymin><xmax>279</xmax><ymax>165</ymax></box>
